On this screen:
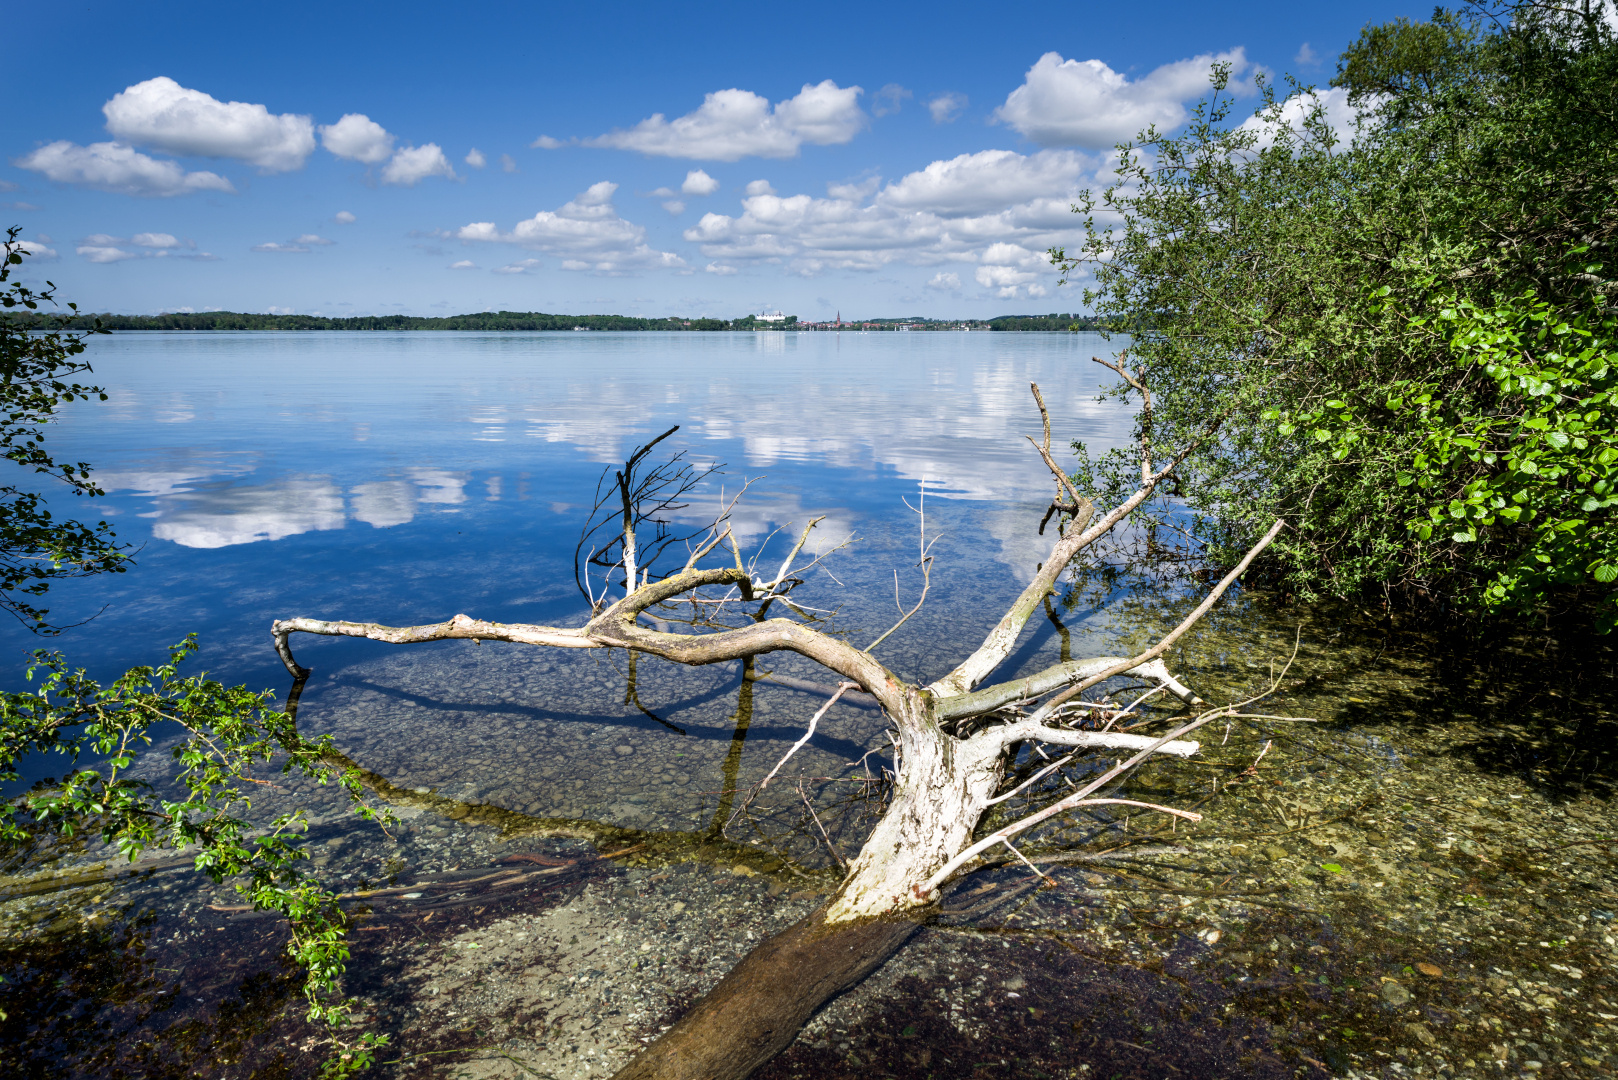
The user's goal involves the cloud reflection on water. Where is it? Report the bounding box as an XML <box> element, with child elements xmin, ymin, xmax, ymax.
<box><xmin>149</xmin><ymin>476</ymin><xmax>346</xmax><ymax>549</ymax></box>
<box><xmin>64</xmin><ymin>334</ymin><xmax>1133</xmax><ymax>556</ymax></box>
<box><xmin>98</xmin><ymin>466</ymin><xmax>476</xmax><ymax>548</ymax></box>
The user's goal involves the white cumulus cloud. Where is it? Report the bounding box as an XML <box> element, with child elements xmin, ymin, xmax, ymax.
<box><xmin>455</xmin><ymin>181</ymin><xmax>685</xmax><ymax>275</ymax></box>
<box><xmin>662</xmin><ymin>200</ymin><xmax>685</xmax><ymax>215</ymax></box>
<box><xmin>319</xmin><ymin>113</ymin><xmax>396</xmax><ymax>164</ymax></box>
<box><xmin>334</xmin><ymin>210</ymin><xmax>356</xmax><ymax>224</ymax></box>
<box><xmin>465</xmin><ymin>147</ymin><xmax>486</xmax><ymax>169</ymax></box>
<box><xmin>926</xmin><ymin>271</ymin><xmax>961</xmax><ymax>290</ymax></box>
<box><xmin>16</xmin><ymin>141</ymin><xmax>234</xmax><ymax>197</ymax></box>
<box><xmin>449</xmin><ymin>259</ymin><xmax>477</xmax><ymax>269</ymax></box>
<box><xmin>994</xmin><ymin>49</ymin><xmax>1250</xmax><ymax>148</ymax></box>
<box><xmin>381</xmin><ymin>143</ymin><xmax>455</xmax><ymax>185</ymax></box>
<box><xmin>974</xmin><ymin>242</ymin><xmax>1053</xmax><ymax>298</ymax></box>
<box><xmin>13</xmin><ymin>240</ymin><xmax>57</xmax><ymax>260</ymax></box>
<box><xmin>681</xmin><ymin>169</ymin><xmax>721</xmax><ymax>196</ymax></box>
<box><xmin>682</xmin><ymin>148</ymin><xmax>1090</xmax><ymax>277</ymax></box>
<box><xmin>705</xmin><ymin>262</ymin><xmax>738</xmax><ymax>275</ymax></box>
<box><xmin>75</xmin><ymin>232</ymin><xmax>212</xmax><ymax>262</ymax></box>
<box><xmin>927</xmin><ymin>92</ymin><xmax>968</xmax><ymax>123</ymax></box>
<box><xmin>103</xmin><ymin>76</ymin><xmax>315</xmax><ymax>171</ymax></box>
<box><xmin>500</xmin><ymin>153</ymin><xmax>518</xmax><ymax>173</ymax></box>
<box><xmin>581</xmin><ymin>81</ymin><xmax>865</xmax><ymax>161</ymax></box>
<box><xmin>877</xmin><ymin>148</ymin><xmax>1088</xmax><ymax>216</ymax></box>
<box><xmin>79</xmin><ymin>245</ymin><xmax>138</xmax><ymax>263</ymax></box>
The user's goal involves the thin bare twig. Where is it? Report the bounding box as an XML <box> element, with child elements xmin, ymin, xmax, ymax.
<box><xmin>760</xmin><ymin>683</ymin><xmax>855</xmax><ymax>789</ymax></box>
<box><xmin>799</xmin><ymin>778</ymin><xmax>847</xmax><ymax>869</ymax></box>
<box><xmin>864</xmin><ymin>482</ymin><xmax>938</xmax><ymax>652</ymax></box>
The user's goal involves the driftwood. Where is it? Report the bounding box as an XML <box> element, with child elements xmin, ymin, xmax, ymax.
<box><xmin>271</xmin><ymin>375</ymin><xmax>1280</xmax><ymax>1080</ymax></box>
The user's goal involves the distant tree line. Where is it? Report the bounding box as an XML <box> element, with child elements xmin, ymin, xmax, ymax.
<box><xmin>987</xmin><ymin>314</ymin><xmax>1112</xmax><ymax>331</ymax></box>
<box><xmin>5</xmin><ymin>310</ymin><xmax>1112</xmax><ymax>333</ymax></box>
<box><xmin>6</xmin><ymin>311</ymin><xmax>817</xmax><ymax>332</ymax></box>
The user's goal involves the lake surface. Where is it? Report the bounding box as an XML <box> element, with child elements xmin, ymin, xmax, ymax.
<box><xmin>2</xmin><ymin>329</ymin><xmax>1134</xmax><ymax>693</ymax></box>
<box><xmin>4</xmin><ymin>331</ymin><xmax>1616</xmax><ymax>1080</ymax></box>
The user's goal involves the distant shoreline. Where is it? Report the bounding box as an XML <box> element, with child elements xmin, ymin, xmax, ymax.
<box><xmin>9</xmin><ymin>310</ymin><xmax>1113</xmax><ymax>333</ymax></box>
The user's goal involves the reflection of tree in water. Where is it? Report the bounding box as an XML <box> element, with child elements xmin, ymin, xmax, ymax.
<box><xmin>705</xmin><ymin>657</ymin><xmax>756</xmax><ymax>842</ymax></box>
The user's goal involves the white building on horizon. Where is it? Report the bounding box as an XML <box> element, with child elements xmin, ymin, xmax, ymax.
<box><xmin>755</xmin><ymin>310</ymin><xmax>788</xmax><ymax>323</ymax></box>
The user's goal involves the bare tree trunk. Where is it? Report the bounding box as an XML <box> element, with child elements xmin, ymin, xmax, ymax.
<box><xmin>610</xmin><ymin>906</ymin><xmax>922</xmax><ymax>1080</ymax></box>
<box><xmin>824</xmin><ymin>695</ymin><xmax>1004</xmax><ymax>920</ymax></box>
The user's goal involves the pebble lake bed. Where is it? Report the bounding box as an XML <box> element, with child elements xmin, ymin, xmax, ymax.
<box><xmin>0</xmin><ymin>331</ymin><xmax>1614</xmax><ymax>1078</ymax></box>
<box><xmin>3</xmin><ymin>597</ymin><xmax>1615</xmax><ymax>1080</ymax></box>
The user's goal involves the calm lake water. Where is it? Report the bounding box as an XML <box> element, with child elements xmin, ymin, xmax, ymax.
<box><xmin>2</xmin><ymin>329</ymin><xmax>1133</xmax><ymax>694</ymax></box>
<box><xmin>5</xmin><ymin>331</ymin><xmax>1616</xmax><ymax>1080</ymax></box>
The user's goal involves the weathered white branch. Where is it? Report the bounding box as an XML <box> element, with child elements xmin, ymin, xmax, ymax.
<box><xmin>995</xmin><ymin>724</ymin><xmax>1201</xmax><ymax>757</ymax></box>
<box><xmin>929</xmin><ymin>384</ymin><xmax>1221</xmax><ymax>700</ymax></box>
<box><xmin>934</xmin><ymin>656</ymin><xmax>1195</xmax><ymax>723</ymax></box>
<box><xmin>993</xmin><ymin>517</ymin><xmax>1285</xmax><ymax>723</ymax></box>
<box><xmin>1028</xmin><ymin>381</ymin><xmax>1089</xmax><ymax>511</ymax></box>
<box><xmin>1067</xmin><ymin>798</ymin><xmax>1201</xmax><ymax>822</ymax></box>
<box><xmin>764</xmin><ymin>516</ymin><xmax>825</xmax><ymax>591</ymax></box>
<box><xmin>984</xmin><ymin>751</ymin><xmax>1077</xmax><ymax>806</ymax></box>
<box><xmin>864</xmin><ymin>484</ymin><xmax>937</xmax><ymax>653</ymax></box>
<box><xmin>919</xmin><ymin>705</ymin><xmax>1230</xmax><ymax>896</ymax></box>
<box><xmin>273</xmin><ymin>566</ymin><xmax>916</xmax><ymax>718</ymax></box>
<box><xmin>271</xmin><ymin>613</ymin><xmax>592</xmax><ymax>677</ymax></box>
<box><xmin>1027</xmin><ymin>677</ymin><xmax>1168</xmax><ymax>730</ymax></box>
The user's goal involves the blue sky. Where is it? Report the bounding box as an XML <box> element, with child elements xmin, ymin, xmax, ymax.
<box><xmin>6</xmin><ymin>0</ymin><xmax>1415</xmax><ymax>321</ymax></box>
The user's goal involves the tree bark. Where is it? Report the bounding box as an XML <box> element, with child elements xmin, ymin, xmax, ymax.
<box><xmin>610</xmin><ymin>905</ymin><xmax>923</xmax><ymax>1080</ymax></box>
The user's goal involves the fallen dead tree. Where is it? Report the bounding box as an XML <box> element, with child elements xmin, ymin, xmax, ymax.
<box><xmin>272</xmin><ymin>369</ymin><xmax>1282</xmax><ymax>1080</ymax></box>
